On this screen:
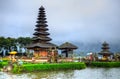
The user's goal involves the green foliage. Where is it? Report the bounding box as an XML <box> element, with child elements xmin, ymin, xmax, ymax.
<box><xmin>0</xmin><ymin>36</ymin><xmax>32</xmax><ymax>54</ymax></box>
<box><xmin>0</xmin><ymin>37</ymin><xmax>16</xmax><ymax>50</ymax></box>
<box><xmin>0</xmin><ymin>61</ymin><xmax>8</xmax><ymax>68</ymax></box>
<box><xmin>17</xmin><ymin>37</ymin><xmax>32</xmax><ymax>46</ymax></box>
<box><xmin>22</xmin><ymin>62</ymin><xmax>86</xmax><ymax>71</ymax></box>
<box><xmin>12</xmin><ymin>64</ymin><xmax>23</xmax><ymax>73</ymax></box>
<box><xmin>12</xmin><ymin>62</ymin><xmax>86</xmax><ymax>73</ymax></box>
<box><xmin>91</xmin><ymin>62</ymin><xmax>120</xmax><ymax>68</ymax></box>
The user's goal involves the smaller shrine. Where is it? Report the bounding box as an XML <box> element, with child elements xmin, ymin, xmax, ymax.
<box><xmin>59</xmin><ymin>42</ymin><xmax>78</xmax><ymax>58</ymax></box>
<box><xmin>98</xmin><ymin>42</ymin><xmax>113</xmax><ymax>61</ymax></box>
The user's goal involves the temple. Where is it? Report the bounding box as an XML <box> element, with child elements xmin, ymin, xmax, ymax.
<box><xmin>27</xmin><ymin>6</ymin><xmax>57</xmax><ymax>60</ymax></box>
<box><xmin>59</xmin><ymin>42</ymin><xmax>78</xmax><ymax>58</ymax></box>
<box><xmin>98</xmin><ymin>42</ymin><xmax>113</xmax><ymax>61</ymax></box>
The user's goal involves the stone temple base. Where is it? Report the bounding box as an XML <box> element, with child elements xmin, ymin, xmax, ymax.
<box><xmin>23</xmin><ymin>58</ymin><xmax>48</xmax><ymax>63</ymax></box>
<box><xmin>22</xmin><ymin>58</ymin><xmax>73</xmax><ymax>63</ymax></box>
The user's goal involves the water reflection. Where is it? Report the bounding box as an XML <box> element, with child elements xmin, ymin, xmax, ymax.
<box><xmin>0</xmin><ymin>68</ymin><xmax>120</xmax><ymax>79</ymax></box>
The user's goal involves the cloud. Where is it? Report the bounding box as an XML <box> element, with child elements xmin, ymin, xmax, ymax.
<box><xmin>0</xmin><ymin>0</ymin><xmax>120</xmax><ymax>44</ymax></box>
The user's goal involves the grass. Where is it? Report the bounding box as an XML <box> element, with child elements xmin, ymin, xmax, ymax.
<box><xmin>12</xmin><ymin>62</ymin><xmax>86</xmax><ymax>73</ymax></box>
<box><xmin>90</xmin><ymin>62</ymin><xmax>120</xmax><ymax>68</ymax></box>
<box><xmin>0</xmin><ymin>61</ymin><xmax>8</xmax><ymax>68</ymax></box>
<box><xmin>1</xmin><ymin>59</ymin><xmax>120</xmax><ymax>74</ymax></box>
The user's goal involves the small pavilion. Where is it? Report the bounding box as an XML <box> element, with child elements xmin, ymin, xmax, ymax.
<box><xmin>59</xmin><ymin>42</ymin><xmax>78</xmax><ymax>58</ymax></box>
<box><xmin>98</xmin><ymin>42</ymin><xmax>113</xmax><ymax>61</ymax></box>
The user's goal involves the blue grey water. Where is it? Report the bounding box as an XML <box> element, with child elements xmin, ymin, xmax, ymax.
<box><xmin>0</xmin><ymin>68</ymin><xmax>120</xmax><ymax>79</ymax></box>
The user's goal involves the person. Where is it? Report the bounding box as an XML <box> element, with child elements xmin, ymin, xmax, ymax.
<box><xmin>12</xmin><ymin>55</ymin><xmax>16</xmax><ymax>62</ymax></box>
<box><xmin>32</xmin><ymin>57</ymin><xmax>35</xmax><ymax>63</ymax></box>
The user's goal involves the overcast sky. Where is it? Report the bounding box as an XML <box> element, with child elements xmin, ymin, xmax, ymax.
<box><xmin>0</xmin><ymin>0</ymin><xmax>120</xmax><ymax>45</ymax></box>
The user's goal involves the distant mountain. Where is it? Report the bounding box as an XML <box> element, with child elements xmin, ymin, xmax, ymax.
<box><xmin>73</xmin><ymin>42</ymin><xmax>120</xmax><ymax>53</ymax></box>
<box><xmin>54</xmin><ymin>41</ymin><xmax>120</xmax><ymax>55</ymax></box>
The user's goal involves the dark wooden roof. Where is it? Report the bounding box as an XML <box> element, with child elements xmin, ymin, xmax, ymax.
<box><xmin>39</xmin><ymin>6</ymin><xmax>44</xmax><ymax>10</ymax></box>
<box><xmin>32</xmin><ymin>6</ymin><xmax>52</xmax><ymax>44</ymax></box>
<box><xmin>35</xmin><ymin>27</ymin><xmax>48</xmax><ymax>31</ymax></box>
<box><xmin>26</xmin><ymin>42</ymin><xmax>57</xmax><ymax>49</ymax></box>
<box><xmin>102</xmin><ymin>41</ymin><xmax>109</xmax><ymax>46</ymax></box>
<box><xmin>59</xmin><ymin>42</ymin><xmax>78</xmax><ymax>49</ymax></box>
<box><xmin>26</xmin><ymin>6</ymin><xmax>56</xmax><ymax>49</ymax></box>
<box><xmin>35</xmin><ymin>24</ymin><xmax>48</xmax><ymax>27</ymax></box>
<box><xmin>98</xmin><ymin>41</ymin><xmax>113</xmax><ymax>56</ymax></box>
<box><xmin>33</xmin><ymin>32</ymin><xmax>50</xmax><ymax>35</ymax></box>
<box><xmin>98</xmin><ymin>51</ymin><xmax>113</xmax><ymax>55</ymax></box>
<box><xmin>32</xmin><ymin>37</ymin><xmax>52</xmax><ymax>41</ymax></box>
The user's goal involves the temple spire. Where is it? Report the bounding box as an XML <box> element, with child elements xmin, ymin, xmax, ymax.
<box><xmin>33</xmin><ymin>6</ymin><xmax>52</xmax><ymax>44</ymax></box>
<box><xmin>26</xmin><ymin>6</ymin><xmax>57</xmax><ymax>62</ymax></box>
<box><xmin>40</xmin><ymin>6</ymin><xmax>44</xmax><ymax>9</ymax></box>
<box><xmin>98</xmin><ymin>41</ymin><xmax>113</xmax><ymax>61</ymax></box>
<box><xmin>101</xmin><ymin>41</ymin><xmax>110</xmax><ymax>52</ymax></box>
<box><xmin>27</xmin><ymin>6</ymin><xmax>57</xmax><ymax>49</ymax></box>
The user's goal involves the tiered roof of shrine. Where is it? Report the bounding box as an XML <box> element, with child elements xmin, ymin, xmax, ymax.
<box><xmin>99</xmin><ymin>41</ymin><xmax>113</xmax><ymax>56</ymax></box>
<box><xmin>27</xmin><ymin>6</ymin><xmax>57</xmax><ymax>49</ymax></box>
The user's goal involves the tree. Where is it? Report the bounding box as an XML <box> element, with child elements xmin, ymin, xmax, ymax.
<box><xmin>0</xmin><ymin>36</ymin><xmax>32</xmax><ymax>56</ymax></box>
<box><xmin>17</xmin><ymin>37</ymin><xmax>32</xmax><ymax>46</ymax></box>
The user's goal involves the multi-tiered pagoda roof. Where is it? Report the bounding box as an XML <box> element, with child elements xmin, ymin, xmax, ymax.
<box><xmin>99</xmin><ymin>41</ymin><xmax>113</xmax><ymax>56</ymax></box>
<box><xmin>27</xmin><ymin>6</ymin><xmax>57</xmax><ymax>49</ymax></box>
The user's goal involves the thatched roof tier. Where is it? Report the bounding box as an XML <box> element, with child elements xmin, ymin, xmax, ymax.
<box><xmin>35</xmin><ymin>27</ymin><xmax>48</xmax><ymax>31</ymax></box>
<box><xmin>101</xmin><ymin>41</ymin><xmax>109</xmax><ymax>49</ymax></box>
<box><xmin>33</xmin><ymin>32</ymin><xmax>50</xmax><ymax>35</ymax></box>
<box><xmin>32</xmin><ymin>37</ymin><xmax>52</xmax><ymax>41</ymax></box>
<box><xmin>35</xmin><ymin>24</ymin><xmax>48</xmax><ymax>27</ymax></box>
<box><xmin>98</xmin><ymin>41</ymin><xmax>113</xmax><ymax>56</ymax></box>
<box><xmin>37</xmin><ymin>17</ymin><xmax>46</xmax><ymax>20</ymax></box>
<box><xmin>27</xmin><ymin>43</ymin><xmax>57</xmax><ymax>49</ymax></box>
<box><xmin>102</xmin><ymin>41</ymin><xmax>109</xmax><ymax>46</ymax></box>
<box><xmin>26</xmin><ymin>6</ymin><xmax>57</xmax><ymax>49</ymax></box>
<box><xmin>39</xmin><ymin>6</ymin><xmax>44</xmax><ymax>10</ymax></box>
<box><xmin>99</xmin><ymin>52</ymin><xmax>113</xmax><ymax>56</ymax></box>
<box><xmin>36</xmin><ymin>20</ymin><xmax>47</xmax><ymax>23</ymax></box>
<box><xmin>59</xmin><ymin>42</ymin><xmax>78</xmax><ymax>49</ymax></box>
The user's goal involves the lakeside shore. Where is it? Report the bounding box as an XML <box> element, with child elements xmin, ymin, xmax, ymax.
<box><xmin>0</xmin><ymin>60</ymin><xmax>120</xmax><ymax>73</ymax></box>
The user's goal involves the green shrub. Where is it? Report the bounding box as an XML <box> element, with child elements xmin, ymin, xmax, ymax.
<box><xmin>12</xmin><ymin>64</ymin><xmax>23</xmax><ymax>73</ymax></box>
<box><xmin>2</xmin><ymin>60</ymin><xmax>8</xmax><ymax>62</ymax></box>
<box><xmin>0</xmin><ymin>61</ymin><xmax>8</xmax><ymax>68</ymax></box>
<box><xmin>91</xmin><ymin>62</ymin><xmax>120</xmax><ymax>68</ymax></box>
<box><xmin>12</xmin><ymin>62</ymin><xmax>86</xmax><ymax>73</ymax></box>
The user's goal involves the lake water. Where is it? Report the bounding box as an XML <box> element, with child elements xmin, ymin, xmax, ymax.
<box><xmin>0</xmin><ymin>68</ymin><xmax>120</xmax><ymax>79</ymax></box>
